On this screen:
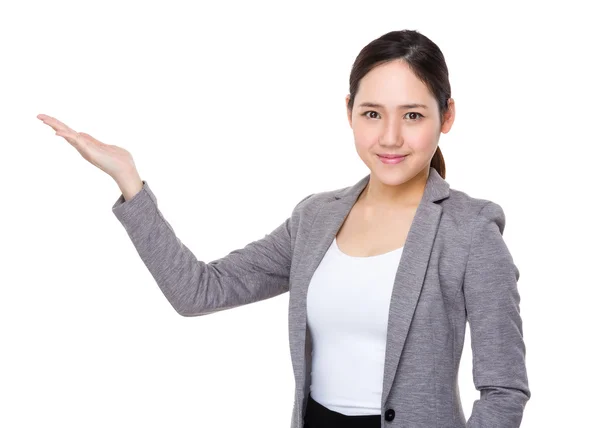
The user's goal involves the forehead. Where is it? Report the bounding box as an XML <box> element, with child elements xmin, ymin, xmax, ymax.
<box><xmin>356</xmin><ymin>60</ymin><xmax>433</xmax><ymax>105</ymax></box>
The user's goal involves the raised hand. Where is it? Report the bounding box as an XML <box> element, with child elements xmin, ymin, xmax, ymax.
<box><xmin>37</xmin><ymin>114</ymin><xmax>138</xmax><ymax>181</ymax></box>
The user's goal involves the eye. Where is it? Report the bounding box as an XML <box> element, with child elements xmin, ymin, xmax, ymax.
<box><xmin>405</xmin><ymin>112</ymin><xmax>424</xmax><ymax>121</ymax></box>
<box><xmin>361</xmin><ymin>111</ymin><xmax>424</xmax><ymax>121</ymax></box>
<box><xmin>362</xmin><ymin>110</ymin><xmax>381</xmax><ymax>119</ymax></box>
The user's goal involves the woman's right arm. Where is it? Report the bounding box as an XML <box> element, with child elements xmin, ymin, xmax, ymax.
<box><xmin>112</xmin><ymin>177</ymin><xmax>313</xmax><ymax>316</ymax></box>
<box><xmin>38</xmin><ymin>113</ymin><xmax>312</xmax><ymax>317</ymax></box>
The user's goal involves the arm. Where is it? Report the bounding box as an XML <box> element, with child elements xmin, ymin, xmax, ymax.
<box><xmin>464</xmin><ymin>201</ymin><xmax>531</xmax><ymax>427</ymax></box>
<box><xmin>112</xmin><ymin>180</ymin><xmax>313</xmax><ymax>316</ymax></box>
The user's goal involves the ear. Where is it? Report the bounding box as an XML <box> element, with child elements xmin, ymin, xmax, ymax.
<box><xmin>345</xmin><ymin>94</ymin><xmax>352</xmax><ymax>127</ymax></box>
<box><xmin>440</xmin><ymin>98</ymin><xmax>455</xmax><ymax>134</ymax></box>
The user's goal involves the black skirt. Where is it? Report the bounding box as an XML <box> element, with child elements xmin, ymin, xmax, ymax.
<box><xmin>303</xmin><ymin>393</ymin><xmax>381</xmax><ymax>428</ymax></box>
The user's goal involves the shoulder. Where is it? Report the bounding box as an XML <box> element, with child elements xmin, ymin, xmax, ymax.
<box><xmin>290</xmin><ymin>181</ymin><xmax>345</xmax><ymax>212</ymax></box>
<box><xmin>439</xmin><ymin>188</ymin><xmax>513</xmax><ymax>275</ymax></box>
<box><xmin>444</xmin><ymin>187</ymin><xmax>507</xmax><ymax>235</ymax></box>
<box><xmin>289</xmin><ymin>188</ymin><xmax>335</xmax><ymax>222</ymax></box>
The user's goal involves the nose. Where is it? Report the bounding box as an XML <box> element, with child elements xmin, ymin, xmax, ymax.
<box><xmin>379</xmin><ymin>116</ymin><xmax>402</xmax><ymax>146</ymax></box>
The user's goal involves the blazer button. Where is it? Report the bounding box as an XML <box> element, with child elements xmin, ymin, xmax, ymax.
<box><xmin>384</xmin><ymin>408</ymin><xmax>395</xmax><ymax>421</ymax></box>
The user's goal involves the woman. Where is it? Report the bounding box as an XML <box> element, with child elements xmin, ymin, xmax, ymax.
<box><xmin>38</xmin><ymin>29</ymin><xmax>530</xmax><ymax>428</ymax></box>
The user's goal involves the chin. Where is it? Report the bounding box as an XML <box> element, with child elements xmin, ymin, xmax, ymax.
<box><xmin>371</xmin><ymin>163</ymin><xmax>424</xmax><ymax>185</ymax></box>
<box><xmin>378</xmin><ymin>175</ymin><xmax>413</xmax><ymax>187</ymax></box>
<box><xmin>370</xmin><ymin>169</ymin><xmax>411</xmax><ymax>186</ymax></box>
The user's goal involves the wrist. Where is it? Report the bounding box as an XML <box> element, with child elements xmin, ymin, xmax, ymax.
<box><xmin>115</xmin><ymin>171</ymin><xmax>143</xmax><ymax>201</ymax></box>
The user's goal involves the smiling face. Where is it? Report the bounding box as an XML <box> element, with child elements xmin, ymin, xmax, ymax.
<box><xmin>346</xmin><ymin>59</ymin><xmax>454</xmax><ymax>195</ymax></box>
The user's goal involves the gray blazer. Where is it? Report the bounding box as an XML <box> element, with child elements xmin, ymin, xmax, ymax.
<box><xmin>112</xmin><ymin>167</ymin><xmax>530</xmax><ymax>428</ymax></box>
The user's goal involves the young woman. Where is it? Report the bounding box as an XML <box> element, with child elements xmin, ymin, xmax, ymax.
<box><xmin>38</xmin><ymin>29</ymin><xmax>530</xmax><ymax>428</ymax></box>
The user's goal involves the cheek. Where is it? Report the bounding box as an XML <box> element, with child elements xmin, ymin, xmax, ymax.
<box><xmin>404</xmin><ymin>125</ymin><xmax>439</xmax><ymax>148</ymax></box>
<box><xmin>353</xmin><ymin>127</ymin><xmax>377</xmax><ymax>148</ymax></box>
<box><xmin>416</xmin><ymin>130</ymin><xmax>437</xmax><ymax>145</ymax></box>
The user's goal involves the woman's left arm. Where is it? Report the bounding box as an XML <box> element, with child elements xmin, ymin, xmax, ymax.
<box><xmin>463</xmin><ymin>201</ymin><xmax>531</xmax><ymax>428</ymax></box>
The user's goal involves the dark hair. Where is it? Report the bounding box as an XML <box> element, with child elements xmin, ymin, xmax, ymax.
<box><xmin>347</xmin><ymin>30</ymin><xmax>451</xmax><ymax>179</ymax></box>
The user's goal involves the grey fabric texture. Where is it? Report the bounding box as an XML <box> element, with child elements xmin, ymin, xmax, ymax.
<box><xmin>112</xmin><ymin>167</ymin><xmax>530</xmax><ymax>427</ymax></box>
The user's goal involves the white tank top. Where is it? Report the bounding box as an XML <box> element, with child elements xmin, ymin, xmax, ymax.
<box><xmin>306</xmin><ymin>236</ymin><xmax>404</xmax><ymax>415</ymax></box>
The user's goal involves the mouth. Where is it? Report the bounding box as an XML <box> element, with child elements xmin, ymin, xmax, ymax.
<box><xmin>377</xmin><ymin>154</ymin><xmax>408</xmax><ymax>159</ymax></box>
<box><xmin>377</xmin><ymin>154</ymin><xmax>408</xmax><ymax>164</ymax></box>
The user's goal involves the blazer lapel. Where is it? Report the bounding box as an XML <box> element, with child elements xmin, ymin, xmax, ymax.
<box><xmin>291</xmin><ymin>167</ymin><xmax>450</xmax><ymax>414</ymax></box>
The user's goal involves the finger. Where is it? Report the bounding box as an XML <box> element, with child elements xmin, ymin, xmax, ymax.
<box><xmin>56</xmin><ymin>130</ymin><xmax>84</xmax><ymax>147</ymax></box>
<box><xmin>38</xmin><ymin>114</ymin><xmax>76</xmax><ymax>134</ymax></box>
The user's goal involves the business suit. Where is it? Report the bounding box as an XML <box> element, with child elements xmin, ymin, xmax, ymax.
<box><xmin>112</xmin><ymin>166</ymin><xmax>530</xmax><ymax>428</ymax></box>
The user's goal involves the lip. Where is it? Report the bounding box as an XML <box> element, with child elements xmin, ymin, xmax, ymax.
<box><xmin>377</xmin><ymin>154</ymin><xmax>407</xmax><ymax>164</ymax></box>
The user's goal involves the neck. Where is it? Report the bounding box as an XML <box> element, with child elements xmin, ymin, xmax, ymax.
<box><xmin>360</xmin><ymin>167</ymin><xmax>429</xmax><ymax>209</ymax></box>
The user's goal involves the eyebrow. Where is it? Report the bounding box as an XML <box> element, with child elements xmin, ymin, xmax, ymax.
<box><xmin>358</xmin><ymin>102</ymin><xmax>428</xmax><ymax>109</ymax></box>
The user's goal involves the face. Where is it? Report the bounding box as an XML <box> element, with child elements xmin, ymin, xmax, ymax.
<box><xmin>346</xmin><ymin>59</ymin><xmax>455</xmax><ymax>189</ymax></box>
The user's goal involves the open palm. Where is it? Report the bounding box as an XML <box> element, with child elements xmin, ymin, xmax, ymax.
<box><xmin>37</xmin><ymin>114</ymin><xmax>137</xmax><ymax>180</ymax></box>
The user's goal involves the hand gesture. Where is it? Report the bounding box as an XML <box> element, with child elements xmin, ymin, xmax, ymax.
<box><xmin>37</xmin><ymin>114</ymin><xmax>138</xmax><ymax>181</ymax></box>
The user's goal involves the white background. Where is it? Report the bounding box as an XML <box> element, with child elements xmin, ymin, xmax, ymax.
<box><xmin>2</xmin><ymin>0</ymin><xmax>598</xmax><ymax>426</ymax></box>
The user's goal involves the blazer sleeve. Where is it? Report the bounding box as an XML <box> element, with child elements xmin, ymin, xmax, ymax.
<box><xmin>112</xmin><ymin>180</ymin><xmax>313</xmax><ymax>317</ymax></box>
<box><xmin>463</xmin><ymin>201</ymin><xmax>531</xmax><ymax>428</ymax></box>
